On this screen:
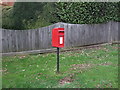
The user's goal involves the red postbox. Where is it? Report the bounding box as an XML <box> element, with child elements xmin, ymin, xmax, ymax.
<box><xmin>52</xmin><ymin>28</ymin><xmax>64</xmax><ymax>48</ymax></box>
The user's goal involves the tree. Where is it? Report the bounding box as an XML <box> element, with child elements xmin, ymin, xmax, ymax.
<box><xmin>12</xmin><ymin>2</ymin><xmax>46</xmax><ymax>29</ymax></box>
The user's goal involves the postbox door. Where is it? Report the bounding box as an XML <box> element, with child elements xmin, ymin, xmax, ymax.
<box><xmin>58</xmin><ymin>30</ymin><xmax>64</xmax><ymax>47</ymax></box>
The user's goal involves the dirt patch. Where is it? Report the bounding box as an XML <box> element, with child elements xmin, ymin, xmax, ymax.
<box><xmin>98</xmin><ymin>62</ymin><xmax>112</xmax><ymax>66</ymax></box>
<box><xmin>1</xmin><ymin>69</ymin><xmax>9</xmax><ymax>74</ymax></box>
<box><xmin>0</xmin><ymin>69</ymin><xmax>7</xmax><ymax>72</ymax></box>
<box><xmin>19</xmin><ymin>55</ymin><xmax>26</xmax><ymax>59</ymax></box>
<box><xmin>59</xmin><ymin>64</ymin><xmax>93</xmax><ymax>85</ymax></box>
<box><xmin>112</xmin><ymin>46</ymin><xmax>118</xmax><ymax>49</ymax></box>
<box><xmin>70</xmin><ymin>62</ymin><xmax>112</xmax><ymax>71</ymax></box>
<box><xmin>59</xmin><ymin>74</ymin><xmax>74</xmax><ymax>85</ymax></box>
<box><xmin>60</xmin><ymin>62</ymin><xmax>113</xmax><ymax>85</ymax></box>
<box><xmin>70</xmin><ymin>63</ymin><xmax>93</xmax><ymax>70</ymax></box>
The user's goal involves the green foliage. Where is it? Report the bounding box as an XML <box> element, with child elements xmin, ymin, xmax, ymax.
<box><xmin>2</xmin><ymin>6</ymin><xmax>15</xmax><ymax>29</ymax></box>
<box><xmin>23</xmin><ymin>3</ymin><xmax>58</xmax><ymax>29</ymax></box>
<box><xmin>12</xmin><ymin>2</ymin><xmax>59</xmax><ymax>30</ymax></box>
<box><xmin>55</xmin><ymin>2</ymin><xmax>119</xmax><ymax>24</ymax></box>
<box><xmin>2</xmin><ymin>2</ymin><xmax>57</xmax><ymax>30</ymax></box>
<box><xmin>2</xmin><ymin>2</ymin><xmax>119</xmax><ymax>29</ymax></box>
<box><xmin>12</xmin><ymin>2</ymin><xmax>48</xmax><ymax>29</ymax></box>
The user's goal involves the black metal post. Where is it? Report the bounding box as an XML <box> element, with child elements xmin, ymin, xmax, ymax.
<box><xmin>57</xmin><ymin>47</ymin><xmax>59</xmax><ymax>73</ymax></box>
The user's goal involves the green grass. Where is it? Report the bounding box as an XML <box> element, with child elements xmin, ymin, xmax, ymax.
<box><xmin>2</xmin><ymin>44</ymin><xmax>118</xmax><ymax>88</ymax></box>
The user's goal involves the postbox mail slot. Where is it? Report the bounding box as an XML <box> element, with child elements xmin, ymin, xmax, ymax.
<box><xmin>58</xmin><ymin>30</ymin><xmax>64</xmax><ymax>33</ymax></box>
<box><xmin>59</xmin><ymin>35</ymin><xmax>64</xmax><ymax>36</ymax></box>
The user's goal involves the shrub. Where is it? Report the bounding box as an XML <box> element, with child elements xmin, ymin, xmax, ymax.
<box><xmin>2</xmin><ymin>6</ymin><xmax>15</xmax><ymax>29</ymax></box>
<box><xmin>55</xmin><ymin>2</ymin><xmax>119</xmax><ymax>24</ymax></box>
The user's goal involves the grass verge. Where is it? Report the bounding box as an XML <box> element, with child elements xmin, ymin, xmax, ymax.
<box><xmin>2</xmin><ymin>44</ymin><xmax>118</xmax><ymax>88</ymax></box>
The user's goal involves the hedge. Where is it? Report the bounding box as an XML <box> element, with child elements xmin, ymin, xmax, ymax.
<box><xmin>54</xmin><ymin>2</ymin><xmax>119</xmax><ymax>24</ymax></box>
<box><xmin>2</xmin><ymin>2</ymin><xmax>119</xmax><ymax>30</ymax></box>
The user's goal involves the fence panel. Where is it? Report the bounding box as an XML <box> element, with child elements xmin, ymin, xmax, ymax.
<box><xmin>1</xmin><ymin>21</ymin><xmax>119</xmax><ymax>53</ymax></box>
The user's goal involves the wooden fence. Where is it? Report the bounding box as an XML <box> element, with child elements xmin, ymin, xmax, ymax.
<box><xmin>1</xmin><ymin>21</ymin><xmax>119</xmax><ymax>53</ymax></box>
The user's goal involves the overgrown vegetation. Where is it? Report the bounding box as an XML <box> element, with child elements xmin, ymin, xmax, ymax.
<box><xmin>2</xmin><ymin>44</ymin><xmax>118</xmax><ymax>88</ymax></box>
<box><xmin>2</xmin><ymin>2</ymin><xmax>119</xmax><ymax>30</ymax></box>
<box><xmin>2</xmin><ymin>6</ymin><xmax>14</xmax><ymax>29</ymax></box>
<box><xmin>2</xmin><ymin>3</ymin><xmax>57</xmax><ymax>30</ymax></box>
<box><xmin>55</xmin><ymin>2</ymin><xmax>119</xmax><ymax>24</ymax></box>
